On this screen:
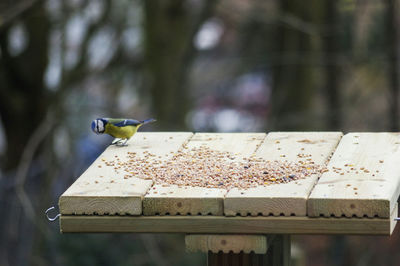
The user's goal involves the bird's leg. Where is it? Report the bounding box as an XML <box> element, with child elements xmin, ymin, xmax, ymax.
<box><xmin>111</xmin><ymin>139</ymin><xmax>123</xmax><ymax>145</ymax></box>
<box><xmin>120</xmin><ymin>139</ymin><xmax>129</xmax><ymax>146</ymax></box>
<box><xmin>112</xmin><ymin>139</ymin><xmax>129</xmax><ymax>146</ymax></box>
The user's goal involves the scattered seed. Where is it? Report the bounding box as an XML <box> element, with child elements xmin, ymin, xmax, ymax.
<box><xmin>99</xmin><ymin>145</ymin><xmax>326</xmax><ymax>190</ymax></box>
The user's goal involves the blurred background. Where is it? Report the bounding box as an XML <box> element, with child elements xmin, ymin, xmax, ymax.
<box><xmin>0</xmin><ymin>0</ymin><xmax>399</xmax><ymax>265</ymax></box>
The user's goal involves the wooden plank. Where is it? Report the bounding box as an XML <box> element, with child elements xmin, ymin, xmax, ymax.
<box><xmin>185</xmin><ymin>235</ymin><xmax>268</xmax><ymax>254</ymax></box>
<box><xmin>308</xmin><ymin>133</ymin><xmax>400</xmax><ymax>218</ymax></box>
<box><xmin>144</xmin><ymin>185</ymin><xmax>226</xmax><ymax>215</ymax></box>
<box><xmin>143</xmin><ymin>133</ymin><xmax>266</xmax><ymax>215</ymax></box>
<box><xmin>60</xmin><ymin>204</ymin><xmax>397</xmax><ymax>235</ymax></box>
<box><xmin>224</xmin><ymin>132</ymin><xmax>343</xmax><ymax>217</ymax></box>
<box><xmin>59</xmin><ymin>132</ymin><xmax>193</xmax><ymax>215</ymax></box>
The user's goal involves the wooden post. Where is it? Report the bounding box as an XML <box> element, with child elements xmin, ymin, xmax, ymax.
<box><xmin>265</xmin><ymin>235</ymin><xmax>291</xmax><ymax>266</ymax></box>
<box><xmin>186</xmin><ymin>234</ymin><xmax>291</xmax><ymax>266</ymax></box>
<box><xmin>207</xmin><ymin>251</ymin><xmax>268</xmax><ymax>266</ymax></box>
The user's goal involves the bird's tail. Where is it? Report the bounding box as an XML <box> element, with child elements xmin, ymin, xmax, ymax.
<box><xmin>140</xmin><ymin>118</ymin><xmax>156</xmax><ymax>124</ymax></box>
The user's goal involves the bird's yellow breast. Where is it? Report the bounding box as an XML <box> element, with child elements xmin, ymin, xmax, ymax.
<box><xmin>104</xmin><ymin>123</ymin><xmax>140</xmax><ymax>139</ymax></box>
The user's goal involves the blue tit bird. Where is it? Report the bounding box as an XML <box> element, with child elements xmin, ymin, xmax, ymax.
<box><xmin>91</xmin><ymin>118</ymin><xmax>156</xmax><ymax>146</ymax></box>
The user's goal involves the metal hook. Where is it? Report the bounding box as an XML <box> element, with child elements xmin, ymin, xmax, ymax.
<box><xmin>45</xmin><ymin>206</ymin><xmax>60</xmax><ymax>222</ymax></box>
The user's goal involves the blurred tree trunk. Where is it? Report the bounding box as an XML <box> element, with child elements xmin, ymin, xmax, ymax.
<box><xmin>0</xmin><ymin>0</ymin><xmax>39</xmax><ymax>30</ymax></box>
<box><xmin>0</xmin><ymin>3</ymin><xmax>50</xmax><ymax>266</ymax></box>
<box><xmin>323</xmin><ymin>0</ymin><xmax>341</xmax><ymax>130</ymax></box>
<box><xmin>0</xmin><ymin>3</ymin><xmax>50</xmax><ymax>170</ymax></box>
<box><xmin>143</xmin><ymin>0</ymin><xmax>215</xmax><ymax>130</ymax></box>
<box><xmin>387</xmin><ymin>0</ymin><xmax>399</xmax><ymax>131</ymax></box>
<box><xmin>271</xmin><ymin>0</ymin><xmax>322</xmax><ymax>130</ymax></box>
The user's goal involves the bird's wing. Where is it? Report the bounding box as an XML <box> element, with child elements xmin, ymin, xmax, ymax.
<box><xmin>108</xmin><ymin>118</ymin><xmax>142</xmax><ymax>127</ymax></box>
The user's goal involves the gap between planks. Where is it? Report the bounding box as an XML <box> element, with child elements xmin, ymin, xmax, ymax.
<box><xmin>143</xmin><ymin>133</ymin><xmax>267</xmax><ymax>216</ymax></box>
<box><xmin>308</xmin><ymin>133</ymin><xmax>400</xmax><ymax>218</ymax></box>
<box><xmin>59</xmin><ymin>132</ymin><xmax>194</xmax><ymax>215</ymax></box>
<box><xmin>224</xmin><ymin>132</ymin><xmax>343</xmax><ymax>217</ymax></box>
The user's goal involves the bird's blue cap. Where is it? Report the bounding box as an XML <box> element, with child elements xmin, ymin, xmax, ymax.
<box><xmin>91</xmin><ymin>120</ymin><xmax>97</xmax><ymax>133</ymax></box>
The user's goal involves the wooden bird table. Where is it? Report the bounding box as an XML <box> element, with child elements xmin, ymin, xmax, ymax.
<box><xmin>58</xmin><ymin>132</ymin><xmax>400</xmax><ymax>266</ymax></box>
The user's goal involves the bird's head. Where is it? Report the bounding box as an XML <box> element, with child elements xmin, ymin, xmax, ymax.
<box><xmin>91</xmin><ymin>118</ymin><xmax>107</xmax><ymax>134</ymax></box>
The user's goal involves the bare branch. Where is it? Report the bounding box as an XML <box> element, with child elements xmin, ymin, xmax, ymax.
<box><xmin>15</xmin><ymin>112</ymin><xmax>54</xmax><ymax>231</ymax></box>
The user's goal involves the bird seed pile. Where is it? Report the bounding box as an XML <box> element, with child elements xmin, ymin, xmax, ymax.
<box><xmin>103</xmin><ymin>145</ymin><xmax>327</xmax><ymax>190</ymax></box>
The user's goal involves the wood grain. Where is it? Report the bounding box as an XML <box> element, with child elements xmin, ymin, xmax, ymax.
<box><xmin>59</xmin><ymin>132</ymin><xmax>193</xmax><ymax>215</ymax></box>
<box><xmin>143</xmin><ymin>133</ymin><xmax>266</xmax><ymax>215</ymax></box>
<box><xmin>57</xmin><ymin>132</ymin><xmax>400</xmax><ymax>236</ymax></box>
<box><xmin>224</xmin><ymin>132</ymin><xmax>343</xmax><ymax>217</ymax></box>
<box><xmin>185</xmin><ymin>235</ymin><xmax>268</xmax><ymax>254</ymax></box>
<box><xmin>60</xmin><ymin>204</ymin><xmax>397</xmax><ymax>235</ymax></box>
<box><xmin>308</xmin><ymin>133</ymin><xmax>400</xmax><ymax>218</ymax></box>
<box><xmin>144</xmin><ymin>185</ymin><xmax>226</xmax><ymax>215</ymax></box>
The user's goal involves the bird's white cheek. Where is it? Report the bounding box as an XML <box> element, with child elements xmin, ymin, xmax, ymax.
<box><xmin>98</xmin><ymin>121</ymin><xmax>104</xmax><ymax>133</ymax></box>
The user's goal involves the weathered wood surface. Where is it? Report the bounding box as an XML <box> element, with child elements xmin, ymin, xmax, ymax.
<box><xmin>224</xmin><ymin>132</ymin><xmax>343</xmax><ymax>217</ymax></box>
<box><xmin>144</xmin><ymin>185</ymin><xmax>226</xmax><ymax>215</ymax></box>
<box><xmin>59</xmin><ymin>132</ymin><xmax>193</xmax><ymax>215</ymax></box>
<box><xmin>60</xmin><ymin>203</ymin><xmax>397</xmax><ymax>235</ymax></box>
<box><xmin>203</xmin><ymin>235</ymin><xmax>291</xmax><ymax>266</ymax></box>
<box><xmin>185</xmin><ymin>235</ymin><xmax>268</xmax><ymax>254</ymax></box>
<box><xmin>143</xmin><ymin>133</ymin><xmax>266</xmax><ymax>216</ymax></box>
<box><xmin>308</xmin><ymin>133</ymin><xmax>400</xmax><ymax>218</ymax></box>
<box><xmin>58</xmin><ymin>132</ymin><xmax>400</xmax><ymax>235</ymax></box>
